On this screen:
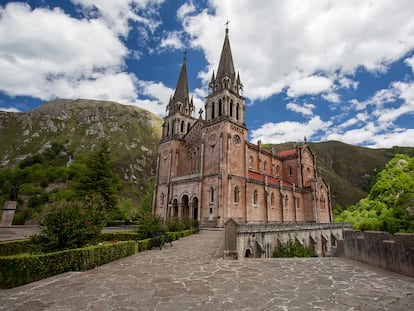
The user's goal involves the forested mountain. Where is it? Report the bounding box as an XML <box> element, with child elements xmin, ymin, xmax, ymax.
<box><xmin>0</xmin><ymin>99</ymin><xmax>162</xmax><ymax>223</ymax></box>
<box><xmin>335</xmin><ymin>154</ymin><xmax>414</xmax><ymax>233</ymax></box>
<box><xmin>0</xmin><ymin>99</ymin><xmax>413</xmax><ymax>224</ymax></box>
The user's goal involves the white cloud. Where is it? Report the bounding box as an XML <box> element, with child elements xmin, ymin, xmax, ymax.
<box><xmin>322</xmin><ymin>92</ymin><xmax>340</xmax><ymax>103</ymax></box>
<box><xmin>0</xmin><ymin>3</ymin><xmax>136</xmax><ymax>102</ymax></box>
<box><xmin>160</xmin><ymin>31</ymin><xmax>184</xmax><ymax>50</ymax></box>
<box><xmin>404</xmin><ymin>55</ymin><xmax>414</xmax><ymax>72</ymax></box>
<box><xmin>286</xmin><ymin>102</ymin><xmax>315</xmax><ymax>116</ymax></box>
<box><xmin>180</xmin><ymin>0</ymin><xmax>414</xmax><ymax>101</ymax></box>
<box><xmin>250</xmin><ymin>116</ymin><xmax>331</xmax><ymax>144</ymax></box>
<box><xmin>0</xmin><ymin>107</ymin><xmax>21</xmax><ymax>112</ymax></box>
<box><xmin>287</xmin><ymin>75</ymin><xmax>333</xmax><ymax>97</ymax></box>
<box><xmin>177</xmin><ymin>1</ymin><xmax>196</xmax><ymax>21</ymax></box>
<box><xmin>72</xmin><ymin>0</ymin><xmax>163</xmax><ymax>36</ymax></box>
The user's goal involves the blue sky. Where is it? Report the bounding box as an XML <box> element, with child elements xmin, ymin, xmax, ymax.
<box><xmin>0</xmin><ymin>0</ymin><xmax>413</xmax><ymax>148</ymax></box>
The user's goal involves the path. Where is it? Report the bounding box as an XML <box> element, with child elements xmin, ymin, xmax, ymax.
<box><xmin>1</xmin><ymin>229</ymin><xmax>413</xmax><ymax>310</ymax></box>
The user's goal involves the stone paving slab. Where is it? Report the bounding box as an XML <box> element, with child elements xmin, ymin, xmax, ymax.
<box><xmin>1</xmin><ymin>230</ymin><xmax>413</xmax><ymax>310</ymax></box>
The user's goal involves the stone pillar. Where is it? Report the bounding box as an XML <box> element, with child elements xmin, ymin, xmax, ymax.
<box><xmin>1</xmin><ymin>201</ymin><xmax>17</xmax><ymax>227</ymax></box>
<box><xmin>224</xmin><ymin>218</ymin><xmax>239</xmax><ymax>259</ymax></box>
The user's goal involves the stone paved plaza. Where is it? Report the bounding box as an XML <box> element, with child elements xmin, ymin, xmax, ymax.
<box><xmin>1</xmin><ymin>229</ymin><xmax>414</xmax><ymax>310</ymax></box>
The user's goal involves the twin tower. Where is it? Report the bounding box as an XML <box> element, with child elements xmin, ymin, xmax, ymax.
<box><xmin>153</xmin><ymin>29</ymin><xmax>332</xmax><ymax>227</ymax></box>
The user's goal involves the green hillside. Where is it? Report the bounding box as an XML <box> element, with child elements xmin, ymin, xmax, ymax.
<box><xmin>1</xmin><ymin>99</ymin><xmax>413</xmax><ymax>224</ymax></box>
<box><xmin>335</xmin><ymin>154</ymin><xmax>414</xmax><ymax>233</ymax></box>
<box><xmin>0</xmin><ymin>99</ymin><xmax>162</xmax><ymax>223</ymax></box>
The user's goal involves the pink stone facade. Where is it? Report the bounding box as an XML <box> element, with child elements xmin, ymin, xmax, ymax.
<box><xmin>153</xmin><ymin>30</ymin><xmax>332</xmax><ymax>226</ymax></box>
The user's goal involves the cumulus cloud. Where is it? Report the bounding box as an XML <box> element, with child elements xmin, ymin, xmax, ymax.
<box><xmin>0</xmin><ymin>2</ymin><xmax>139</xmax><ymax>103</ymax></box>
<box><xmin>250</xmin><ymin>116</ymin><xmax>331</xmax><ymax>144</ymax></box>
<box><xmin>287</xmin><ymin>76</ymin><xmax>333</xmax><ymax>97</ymax></box>
<box><xmin>160</xmin><ymin>31</ymin><xmax>184</xmax><ymax>50</ymax></box>
<box><xmin>0</xmin><ymin>107</ymin><xmax>21</xmax><ymax>112</ymax></box>
<box><xmin>286</xmin><ymin>102</ymin><xmax>315</xmax><ymax>116</ymax></box>
<box><xmin>72</xmin><ymin>0</ymin><xmax>163</xmax><ymax>36</ymax></box>
<box><xmin>180</xmin><ymin>0</ymin><xmax>414</xmax><ymax>100</ymax></box>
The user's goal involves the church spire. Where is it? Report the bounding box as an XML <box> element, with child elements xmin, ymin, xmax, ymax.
<box><xmin>167</xmin><ymin>51</ymin><xmax>194</xmax><ymax>117</ymax></box>
<box><xmin>216</xmin><ymin>26</ymin><xmax>235</xmax><ymax>83</ymax></box>
<box><xmin>173</xmin><ymin>51</ymin><xmax>189</xmax><ymax>106</ymax></box>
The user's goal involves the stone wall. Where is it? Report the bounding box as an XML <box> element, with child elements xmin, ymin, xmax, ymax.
<box><xmin>0</xmin><ymin>201</ymin><xmax>17</xmax><ymax>227</ymax></box>
<box><xmin>224</xmin><ymin>219</ymin><xmax>352</xmax><ymax>259</ymax></box>
<box><xmin>334</xmin><ymin>230</ymin><xmax>414</xmax><ymax>278</ymax></box>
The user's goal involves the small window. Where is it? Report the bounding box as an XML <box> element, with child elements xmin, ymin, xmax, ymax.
<box><xmin>161</xmin><ymin>193</ymin><xmax>165</xmax><ymax>206</ymax></box>
<box><xmin>276</xmin><ymin>165</ymin><xmax>280</xmax><ymax>176</ymax></box>
<box><xmin>270</xmin><ymin>193</ymin><xmax>275</xmax><ymax>206</ymax></box>
<box><xmin>264</xmin><ymin>161</ymin><xmax>267</xmax><ymax>172</ymax></box>
<box><xmin>249</xmin><ymin>156</ymin><xmax>253</xmax><ymax>168</ymax></box>
<box><xmin>234</xmin><ymin>186</ymin><xmax>239</xmax><ymax>203</ymax></box>
<box><xmin>289</xmin><ymin>166</ymin><xmax>293</xmax><ymax>176</ymax></box>
<box><xmin>210</xmin><ymin>187</ymin><xmax>215</xmax><ymax>203</ymax></box>
<box><xmin>253</xmin><ymin>190</ymin><xmax>258</xmax><ymax>206</ymax></box>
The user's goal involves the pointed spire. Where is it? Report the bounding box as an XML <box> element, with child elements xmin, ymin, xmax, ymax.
<box><xmin>173</xmin><ymin>52</ymin><xmax>189</xmax><ymax>106</ymax></box>
<box><xmin>216</xmin><ymin>27</ymin><xmax>235</xmax><ymax>82</ymax></box>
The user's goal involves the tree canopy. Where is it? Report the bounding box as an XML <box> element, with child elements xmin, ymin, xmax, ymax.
<box><xmin>335</xmin><ymin>154</ymin><xmax>414</xmax><ymax>234</ymax></box>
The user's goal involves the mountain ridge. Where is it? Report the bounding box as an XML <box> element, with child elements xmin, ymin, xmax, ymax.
<box><xmin>1</xmin><ymin>99</ymin><xmax>413</xmax><ymax>213</ymax></box>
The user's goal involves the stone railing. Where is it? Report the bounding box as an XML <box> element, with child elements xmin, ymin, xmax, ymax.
<box><xmin>334</xmin><ymin>230</ymin><xmax>414</xmax><ymax>278</ymax></box>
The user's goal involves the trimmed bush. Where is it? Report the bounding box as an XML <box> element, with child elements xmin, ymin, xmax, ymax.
<box><xmin>0</xmin><ymin>241</ymin><xmax>137</xmax><ymax>288</ymax></box>
<box><xmin>0</xmin><ymin>240</ymin><xmax>31</xmax><ymax>256</ymax></box>
<box><xmin>102</xmin><ymin>231</ymin><xmax>141</xmax><ymax>242</ymax></box>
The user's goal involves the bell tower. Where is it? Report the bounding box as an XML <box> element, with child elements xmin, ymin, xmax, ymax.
<box><xmin>205</xmin><ymin>28</ymin><xmax>245</xmax><ymax>127</ymax></box>
<box><xmin>162</xmin><ymin>53</ymin><xmax>195</xmax><ymax>141</ymax></box>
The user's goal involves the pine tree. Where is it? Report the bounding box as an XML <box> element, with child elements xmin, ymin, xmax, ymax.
<box><xmin>72</xmin><ymin>140</ymin><xmax>120</xmax><ymax>214</ymax></box>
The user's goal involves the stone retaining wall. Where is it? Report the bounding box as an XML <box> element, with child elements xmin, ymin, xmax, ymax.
<box><xmin>334</xmin><ymin>230</ymin><xmax>414</xmax><ymax>278</ymax></box>
<box><xmin>224</xmin><ymin>219</ymin><xmax>352</xmax><ymax>259</ymax></box>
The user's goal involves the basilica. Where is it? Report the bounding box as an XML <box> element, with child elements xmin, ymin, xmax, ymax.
<box><xmin>153</xmin><ymin>28</ymin><xmax>332</xmax><ymax>227</ymax></box>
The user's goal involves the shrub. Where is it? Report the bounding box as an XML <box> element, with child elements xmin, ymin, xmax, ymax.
<box><xmin>0</xmin><ymin>241</ymin><xmax>137</xmax><ymax>288</ymax></box>
<box><xmin>136</xmin><ymin>212</ymin><xmax>165</xmax><ymax>239</ymax></box>
<box><xmin>30</xmin><ymin>195</ymin><xmax>106</xmax><ymax>252</ymax></box>
<box><xmin>272</xmin><ymin>239</ymin><xmax>316</xmax><ymax>258</ymax></box>
<box><xmin>0</xmin><ymin>240</ymin><xmax>31</xmax><ymax>256</ymax></box>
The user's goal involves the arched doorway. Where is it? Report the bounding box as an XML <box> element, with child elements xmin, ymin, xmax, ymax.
<box><xmin>192</xmin><ymin>197</ymin><xmax>199</xmax><ymax>220</ymax></box>
<box><xmin>182</xmin><ymin>195</ymin><xmax>189</xmax><ymax>218</ymax></box>
<box><xmin>173</xmin><ymin>199</ymin><xmax>178</xmax><ymax>218</ymax></box>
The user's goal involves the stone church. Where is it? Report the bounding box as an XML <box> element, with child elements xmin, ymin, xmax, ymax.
<box><xmin>153</xmin><ymin>28</ymin><xmax>332</xmax><ymax>227</ymax></box>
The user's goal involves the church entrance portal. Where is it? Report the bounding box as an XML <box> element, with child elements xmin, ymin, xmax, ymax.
<box><xmin>192</xmin><ymin>197</ymin><xmax>199</xmax><ymax>220</ymax></box>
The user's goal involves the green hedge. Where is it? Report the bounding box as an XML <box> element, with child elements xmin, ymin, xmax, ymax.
<box><xmin>0</xmin><ymin>228</ymin><xmax>197</xmax><ymax>288</ymax></box>
<box><xmin>102</xmin><ymin>231</ymin><xmax>142</xmax><ymax>241</ymax></box>
<box><xmin>0</xmin><ymin>241</ymin><xmax>137</xmax><ymax>288</ymax></box>
<box><xmin>0</xmin><ymin>240</ymin><xmax>31</xmax><ymax>256</ymax></box>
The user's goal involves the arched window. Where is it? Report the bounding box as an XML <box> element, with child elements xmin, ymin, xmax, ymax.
<box><xmin>187</xmin><ymin>123</ymin><xmax>190</xmax><ymax>133</ymax></box>
<box><xmin>167</xmin><ymin>123</ymin><xmax>170</xmax><ymax>136</ymax></box>
<box><xmin>210</xmin><ymin>187</ymin><xmax>215</xmax><ymax>203</ymax></box>
<box><xmin>253</xmin><ymin>190</ymin><xmax>258</xmax><ymax>206</ymax></box>
<box><xmin>234</xmin><ymin>186</ymin><xmax>239</xmax><ymax>203</ymax></box>
<box><xmin>218</xmin><ymin>99</ymin><xmax>223</xmax><ymax>117</ymax></box>
<box><xmin>161</xmin><ymin>193</ymin><xmax>165</xmax><ymax>206</ymax></box>
<box><xmin>276</xmin><ymin>165</ymin><xmax>280</xmax><ymax>176</ymax></box>
<box><xmin>270</xmin><ymin>193</ymin><xmax>275</xmax><ymax>206</ymax></box>
<box><xmin>284</xmin><ymin>195</ymin><xmax>288</xmax><ymax>208</ymax></box>
<box><xmin>289</xmin><ymin>166</ymin><xmax>293</xmax><ymax>176</ymax></box>
<box><xmin>211</xmin><ymin>102</ymin><xmax>215</xmax><ymax>119</ymax></box>
<box><xmin>236</xmin><ymin>103</ymin><xmax>240</xmax><ymax>120</ymax></box>
<box><xmin>249</xmin><ymin>156</ymin><xmax>253</xmax><ymax>168</ymax></box>
<box><xmin>180</xmin><ymin>120</ymin><xmax>184</xmax><ymax>132</ymax></box>
<box><xmin>230</xmin><ymin>99</ymin><xmax>233</xmax><ymax>117</ymax></box>
<box><xmin>307</xmin><ymin>167</ymin><xmax>311</xmax><ymax>179</ymax></box>
<box><xmin>264</xmin><ymin>161</ymin><xmax>268</xmax><ymax>172</ymax></box>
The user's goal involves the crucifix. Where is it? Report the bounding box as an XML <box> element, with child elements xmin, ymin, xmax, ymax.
<box><xmin>225</xmin><ymin>20</ymin><xmax>230</xmax><ymax>31</ymax></box>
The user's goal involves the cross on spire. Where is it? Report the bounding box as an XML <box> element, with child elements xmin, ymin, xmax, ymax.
<box><xmin>225</xmin><ymin>19</ymin><xmax>230</xmax><ymax>33</ymax></box>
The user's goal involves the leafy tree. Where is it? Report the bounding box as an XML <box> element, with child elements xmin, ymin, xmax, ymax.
<box><xmin>335</xmin><ymin>154</ymin><xmax>414</xmax><ymax>234</ymax></box>
<box><xmin>272</xmin><ymin>239</ymin><xmax>316</xmax><ymax>257</ymax></box>
<box><xmin>30</xmin><ymin>195</ymin><xmax>106</xmax><ymax>252</ymax></box>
